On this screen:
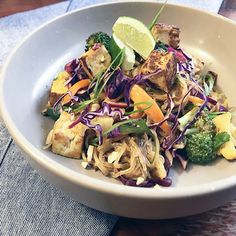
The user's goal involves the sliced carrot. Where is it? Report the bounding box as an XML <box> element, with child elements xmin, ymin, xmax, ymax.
<box><xmin>130</xmin><ymin>85</ymin><xmax>171</xmax><ymax>136</ymax></box>
<box><xmin>62</xmin><ymin>79</ymin><xmax>90</xmax><ymax>105</ymax></box>
<box><xmin>188</xmin><ymin>95</ymin><xmax>204</xmax><ymax>106</ymax></box>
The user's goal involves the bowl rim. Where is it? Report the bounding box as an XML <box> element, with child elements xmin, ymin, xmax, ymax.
<box><xmin>1</xmin><ymin>0</ymin><xmax>236</xmax><ymax>199</ymax></box>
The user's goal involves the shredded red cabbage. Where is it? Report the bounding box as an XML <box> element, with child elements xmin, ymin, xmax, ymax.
<box><xmin>168</xmin><ymin>47</ymin><xmax>187</xmax><ymax>62</ymax></box>
<box><xmin>148</xmin><ymin>94</ymin><xmax>174</xmax><ymax>129</ymax></box>
<box><xmin>106</xmin><ymin>69</ymin><xmax>162</xmax><ymax>105</ymax></box>
<box><xmin>52</xmin><ymin>92</ymin><xmax>69</xmax><ymax>111</ymax></box>
<box><xmin>69</xmin><ymin>105</ymin><xmax>90</xmax><ymax>128</ymax></box>
<box><xmin>69</xmin><ymin>102</ymin><xmax>128</xmax><ymax>145</ymax></box>
<box><xmin>85</xmin><ymin>102</ymin><xmax>127</xmax><ymax>121</ymax></box>
<box><xmin>106</xmin><ymin>69</ymin><xmax>127</xmax><ymax>99</ymax></box>
<box><xmin>123</xmin><ymin>75</ymin><xmax>143</xmax><ymax>105</ymax></box>
<box><xmin>123</xmin><ymin>70</ymin><xmax>162</xmax><ymax>105</ymax></box>
<box><xmin>64</xmin><ymin>58</ymin><xmax>90</xmax><ymax>86</ymax></box>
<box><xmin>64</xmin><ymin>59</ymin><xmax>79</xmax><ymax>74</ymax></box>
<box><xmin>176</xmin><ymin>153</ymin><xmax>188</xmax><ymax>169</ymax></box>
<box><xmin>191</xmin><ymin>89</ymin><xmax>228</xmax><ymax>112</ymax></box>
<box><xmin>177</xmin><ymin>48</ymin><xmax>192</xmax><ymax>61</ymax></box>
<box><xmin>107</xmin><ymin>127</ymin><xmax>121</xmax><ymax>138</ymax></box>
<box><xmin>171</xmin><ymin>149</ymin><xmax>188</xmax><ymax>169</ymax></box>
<box><xmin>69</xmin><ymin>105</ymin><xmax>103</xmax><ymax>144</ymax></box>
<box><xmin>166</xmin><ymin>92</ymin><xmax>208</xmax><ymax>150</ymax></box>
<box><xmin>163</xmin><ymin>87</ymin><xmax>194</xmax><ymax>149</ymax></box>
<box><xmin>119</xmin><ymin>176</ymin><xmax>172</xmax><ymax>187</ymax></box>
<box><xmin>169</xmin><ymin>47</ymin><xmax>194</xmax><ymax>74</ymax></box>
<box><xmin>164</xmin><ymin>155</ymin><xmax>171</xmax><ymax>175</ymax></box>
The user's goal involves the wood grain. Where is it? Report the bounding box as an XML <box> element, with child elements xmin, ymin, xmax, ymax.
<box><xmin>219</xmin><ymin>0</ymin><xmax>236</xmax><ymax>21</ymax></box>
<box><xmin>111</xmin><ymin>201</ymin><xmax>236</xmax><ymax>235</ymax></box>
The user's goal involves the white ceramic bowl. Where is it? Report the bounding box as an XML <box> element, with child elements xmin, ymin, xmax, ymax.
<box><xmin>1</xmin><ymin>1</ymin><xmax>236</xmax><ymax>219</ymax></box>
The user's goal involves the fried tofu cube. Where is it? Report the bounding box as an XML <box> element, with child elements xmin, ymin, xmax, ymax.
<box><xmin>82</xmin><ymin>44</ymin><xmax>111</xmax><ymax>77</ymax></box>
<box><xmin>152</xmin><ymin>23</ymin><xmax>180</xmax><ymax>49</ymax></box>
<box><xmin>49</xmin><ymin>71</ymin><xmax>69</xmax><ymax>106</ymax></box>
<box><xmin>140</xmin><ymin>50</ymin><xmax>177</xmax><ymax>92</ymax></box>
<box><xmin>51</xmin><ymin>111</ymin><xmax>87</xmax><ymax>159</ymax></box>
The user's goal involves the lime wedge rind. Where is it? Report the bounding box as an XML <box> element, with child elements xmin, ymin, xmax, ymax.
<box><xmin>113</xmin><ymin>16</ymin><xmax>155</xmax><ymax>59</ymax></box>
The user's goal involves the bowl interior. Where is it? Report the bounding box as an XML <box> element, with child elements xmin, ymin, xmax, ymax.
<box><xmin>2</xmin><ymin>2</ymin><xmax>236</xmax><ymax>189</ymax></box>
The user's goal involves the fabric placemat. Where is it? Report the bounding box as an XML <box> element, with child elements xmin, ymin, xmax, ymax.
<box><xmin>0</xmin><ymin>1</ymin><xmax>224</xmax><ymax>235</ymax></box>
<box><xmin>0</xmin><ymin>143</ymin><xmax>117</xmax><ymax>236</ymax></box>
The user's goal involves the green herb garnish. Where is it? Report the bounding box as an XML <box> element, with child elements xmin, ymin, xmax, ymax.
<box><xmin>124</xmin><ymin>101</ymin><xmax>152</xmax><ymax>115</ymax></box>
<box><xmin>148</xmin><ymin>0</ymin><xmax>168</xmax><ymax>30</ymax></box>
<box><xmin>42</xmin><ymin>107</ymin><xmax>60</xmax><ymax>121</ymax></box>
<box><xmin>213</xmin><ymin>131</ymin><xmax>230</xmax><ymax>152</ymax></box>
<box><xmin>72</xmin><ymin>49</ymin><xmax>125</xmax><ymax>113</ymax></box>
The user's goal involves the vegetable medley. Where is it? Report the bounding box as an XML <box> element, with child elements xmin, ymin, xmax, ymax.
<box><xmin>43</xmin><ymin>8</ymin><xmax>236</xmax><ymax>188</ymax></box>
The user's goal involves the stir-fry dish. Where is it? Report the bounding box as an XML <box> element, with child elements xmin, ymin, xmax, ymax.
<box><xmin>43</xmin><ymin>9</ymin><xmax>236</xmax><ymax>188</ymax></box>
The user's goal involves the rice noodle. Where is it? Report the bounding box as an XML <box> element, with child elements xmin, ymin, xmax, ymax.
<box><xmin>93</xmin><ymin>149</ymin><xmax>110</xmax><ymax>176</ymax></box>
<box><xmin>112</xmin><ymin>148</ymin><xmax>138</xmax><ymax>178</ymax></box>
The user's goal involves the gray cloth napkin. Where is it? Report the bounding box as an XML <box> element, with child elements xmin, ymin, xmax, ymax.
<box><xmin>0</xmin><ymin>0</ymin><xmax>224</xmax><ymax>235</ymax></box>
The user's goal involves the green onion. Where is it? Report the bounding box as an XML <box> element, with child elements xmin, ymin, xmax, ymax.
<box><xmin>148</xmin><ymin>0</ymin><xmax>168</xmax><ymax>30</ymax></box>
<box><xmin>121</xmin><ymin>119</ymin><xmax>152</xmax><ymax>135</ymax></box>
<box><xmin>73</xmin><ymin>99</ymin><xmax>96</xmax><ymax>113</ymax></box>
<box><xmin>90</xmin><ymin>119</ymin><xmax>136</xmax><ymax>145</ymax></box>
<box><xmin>119</xmin><ymin>125</ymin><xmax>145</xmax><ymax>135</ymax></box>
<box><xmin>93</xmin><ymin>48</ymin><xmax>125</xmax><ymax>99</ymax></box>
<box><xmin>91</xmin><ymin>119</ymin><xmax>153</xmax><ymax>143</ymax></box>
<box><xmin>91</xmin><ymin>119</ymin><xmax>158</xmax><ymax>163</ymax></box>
<box><xmin>104</xmin><ymin>119</ymin><xmax>153</xmax><ymax>137</ymax></box>
<box><xmin>42</xmin><ymin>107</ymin><xmax>60</xmax><ymax>121</ymax></box>
<box><xmin>72</xmin><ymin>49</ymin><xmax>125</xmax><ymax>114</ymax></box>
<box><xmin>213</xmin><ymin>131</ymin><xmax>230</xmax><ymax>152</ymax></box>
<box><xmin>103</xmin><ymin>119</ymin><xmax>137</xmax><ymax>136</ymax></box>
<box><xmin>203</xmin><ymin>73</ymin><xmax>215</xmax><ymax>96</ymax></box>
<box><xmin>91</xmin><ymin>70</ymin><xmax>104</xmax><ymax>95</ymax></box>
<box><xmin>208</xmin><ymin>112</ymin><xmax>226</xmax><ymax>120</ymax></box>
<box><xmin>124</xmin><ymin>101</ymin><xmax>152</xmax><ymax>115</ymax></box>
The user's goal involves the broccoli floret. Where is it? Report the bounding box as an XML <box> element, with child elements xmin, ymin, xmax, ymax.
<box><xmin>185</xmin><ymin>111</ymin><xmax>217</xmax><ymax>164</ymax></box>
<box><xmin>185</xmin><ymin>111</ymin><xmax>230</xmax><ymax>164</ymax></box>
<box><xmin>178</xmin><ymin>107</ymin><xmax>199</xmax><ymax>131</ymax></box>
<box><xmin>85</xmin><ymin>32</ymin><xmax>111</xmax><ymax>51</ymax></box>
<box><xmin>194</xmin><ymin>112</ymin><xmax>216</xmax><ymax>133</ymax></box>
<box><xmin>186</xmin><ymin>132</ymin><xmax>215</xmax><ymax>164</ymax></box>
<box><xmin>179</xmin><ymin>109</ymin><xmax>216</xmax><ymax>134</ymax></box>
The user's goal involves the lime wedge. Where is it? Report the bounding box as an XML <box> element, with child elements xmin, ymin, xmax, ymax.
<box><xmin>110</xmin><ymin>34</ymin><xmax>135</xmax><ymax>70</ymax></box>
<box><xmin>113</xmin><ymin>16</ymin><xmax>155</xmax><ymax>59</ymax></box>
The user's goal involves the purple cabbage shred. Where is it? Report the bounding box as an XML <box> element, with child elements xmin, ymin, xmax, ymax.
<box><xmin>64</xmin><ymin>59</ymin><xmax>79</xmax><ymax>74</ymax></box>
<box><xmin>69</xmin><ymin>102</ymin><xmax>128</xmax><ymax>145</ymax></box>
<box><xmin>119</xmin><ymin>176</ymin><xmax>172</xmax><ymax>188</ymax></box>
<box><xmin>106</xmin><ymin>69</ymin><xmax>127</xmax><ymax>99</ymax></box>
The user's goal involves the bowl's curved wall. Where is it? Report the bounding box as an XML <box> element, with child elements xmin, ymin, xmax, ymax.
<box><xmin>1</xmin><ymin>1</ymin><xmax>236</xmax><ymax>218</ymax></box>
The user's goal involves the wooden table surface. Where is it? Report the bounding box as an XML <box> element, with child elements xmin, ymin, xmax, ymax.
<box><xmin>1</xmin><ymin>0</ymin><xmax>236</xmax><ymax>235</ymax></box>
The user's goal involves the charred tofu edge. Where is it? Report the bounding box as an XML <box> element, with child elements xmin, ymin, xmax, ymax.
<box><xmin>140</xmin><ymin>50</ymin><xmax>177</xmax><ymax>92</ymax></box>
<box><xmin>152</xmin><ymin>23</ymin><xmax>180</xmax><ymax>49</ymax></box>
